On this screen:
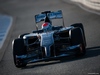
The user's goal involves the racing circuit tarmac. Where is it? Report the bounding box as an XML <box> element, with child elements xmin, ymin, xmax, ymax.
<box><xmin>0</xmin><ymin>0</ymin><xmax>100</xmax><ymax>75</ymax></box>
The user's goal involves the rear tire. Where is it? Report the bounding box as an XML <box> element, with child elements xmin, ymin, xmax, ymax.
<box><xmin>12</xmin><ymin>38</ymin><xmax>27</xmax><ymax>68</ymax></box>
<box><xmin>70</xmin><ymin>27</ymin><xmax>86</xmax><ymax>56</ymax></box>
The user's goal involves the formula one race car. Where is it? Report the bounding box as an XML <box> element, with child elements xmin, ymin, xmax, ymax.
<box><xmin>12</xmin><ymin>10</ymin><xmax>86</xmax><ymax>68</ymax></box>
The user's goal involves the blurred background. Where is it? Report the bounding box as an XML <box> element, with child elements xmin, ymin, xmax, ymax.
<box><xmin>63</xmin><ymin>0</ymin><xmax>100</xmax><ymax>15</ymax></box>
<box><xmin>0</xmin><ymin>0</ymin><xmax>100</xmax><ymax>75</ymax></box>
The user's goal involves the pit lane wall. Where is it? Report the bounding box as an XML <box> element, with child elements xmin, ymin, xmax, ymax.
<box><xmin>63</xmin><ymin>0</ymin><xmax>100</xmax><ymax>15</ymax></box>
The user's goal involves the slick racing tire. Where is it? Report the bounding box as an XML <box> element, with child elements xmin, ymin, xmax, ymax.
<box><xmin>70</xmin><ymin>27</ymin><xmax>86</xmax><ymax>57</ymax></box>
<box><xmin>71</xmin><ymin>23</ymin><xmax>86</xmax><ymax>47</ymax></box>
<box><xmin>12</xmin><ymin>38</ymin><xmax>27</xmax><ymax>68</ymax></box>
<box><xmin>18</xmin><ymin>33</ymin><xmax>29</xmax><ymax>38</ymax></box>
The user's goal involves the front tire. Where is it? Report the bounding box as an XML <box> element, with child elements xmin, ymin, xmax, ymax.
<box><xmin>71</xmin><ymin>23</ymin><xmax>86</xmax><ymax>47</ymax></box>
<box><xmin>18</xmin><ymin>33</ymin><xmax>29</xmax><ymax>38</ymax></box>
<box><xmin>12</xmin><ymin>38</ymin><xmax>27</xmax><ymax>68</ymax></box>
<box><xmin>70</xmin><ymin>27</ymin><xmax>86</xmax><ymax>56</ymax></box>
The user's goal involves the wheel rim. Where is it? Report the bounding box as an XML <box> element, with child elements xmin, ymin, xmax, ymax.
<box><xmin>80</xmin><ymin>44</ymin><xmax>83</xmax><ymax>53</ymax></box>
<box><xmin>79</xmin><ymin>44</ymin><xmax>86</xmax><ymax>56</ymax></box>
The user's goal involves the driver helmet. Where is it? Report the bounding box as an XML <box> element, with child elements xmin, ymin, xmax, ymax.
<box><xmin>42</xmin><ymin>22</ymin><xmax>52</xmax><ymax>31</ymax></box>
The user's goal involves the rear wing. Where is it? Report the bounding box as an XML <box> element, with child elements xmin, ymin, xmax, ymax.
<box><xmin>35</xmin><ymin>10</ymin><xmax>63</xmax><ymax>23</ymax></box>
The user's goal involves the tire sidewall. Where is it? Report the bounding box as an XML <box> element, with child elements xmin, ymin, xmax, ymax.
<box><xmin>12</xmin><ymin>38</ymin><xmax>27</xmax><ymax>68</ymax></box>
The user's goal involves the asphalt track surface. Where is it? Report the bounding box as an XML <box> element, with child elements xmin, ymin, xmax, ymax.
<box><xmin>0</xmin><ymin>0</ymin><xmax>100</xmax><ymax>75</ymax></box>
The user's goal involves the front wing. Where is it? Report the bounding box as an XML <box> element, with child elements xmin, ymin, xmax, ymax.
<box><xmin>16</xmin><ymin>44</ymin><xmax>81</xmax><ymax>64</ymax></box>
